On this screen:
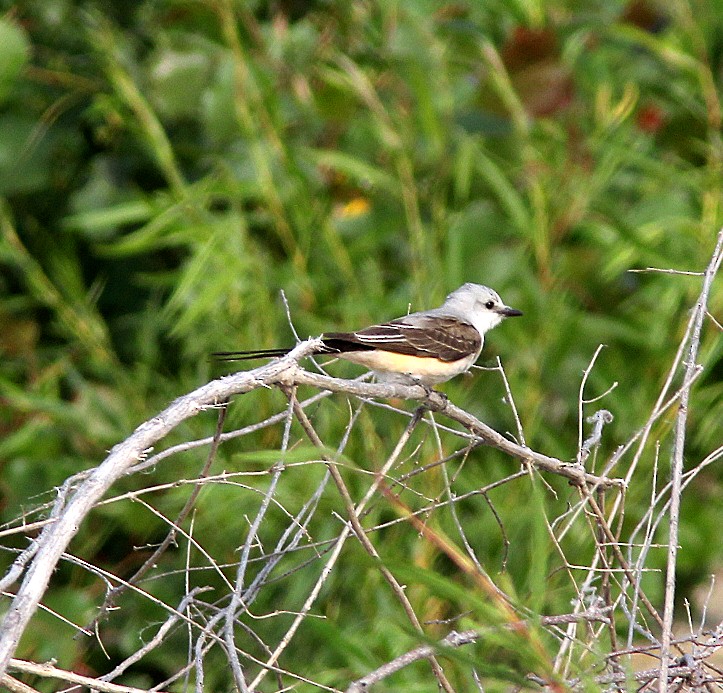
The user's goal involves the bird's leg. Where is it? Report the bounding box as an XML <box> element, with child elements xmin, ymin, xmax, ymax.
<box><xmin>408</xmin><ymin>375</ymin><xmax>447</xmax><ymax>403</ymax></box>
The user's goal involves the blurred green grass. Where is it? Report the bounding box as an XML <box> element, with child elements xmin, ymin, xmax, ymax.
<box><xmin>0</xmin><ymin>0</ymin><xmax>721</xmax><ymax>689</ymax></box>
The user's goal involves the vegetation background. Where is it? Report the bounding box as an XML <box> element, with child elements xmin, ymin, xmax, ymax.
<box><xmin>0</xmin><ymin>0</ymin><xmax>721</xmax><ymax>690</ymax></box>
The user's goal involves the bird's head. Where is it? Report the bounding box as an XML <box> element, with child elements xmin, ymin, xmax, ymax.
<box><xmin>443</xmin><ymin>283</ymin><xmax>523</xmax><ymax>335</ymax></box>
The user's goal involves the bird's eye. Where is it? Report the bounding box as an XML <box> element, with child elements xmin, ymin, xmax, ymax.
<box><xmin>484</xmin><ymin>300</ymin><xmax>495</xmax><ymax>309</ymax></box>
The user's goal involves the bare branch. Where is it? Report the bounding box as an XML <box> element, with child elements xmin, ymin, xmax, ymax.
<box><xmin>659</xmin><ymin>228</ymin><xmax>723</xmax><ymax>689</ymax></box>
<box><xmin>346</xmin><ymin>607</ymin><xmax>611</xmax><ymax>692</ymax></box>
<box><xmin>6</xmin><ymin>658</ymin><xmax>171</xmax><ymax>693</ymax></box>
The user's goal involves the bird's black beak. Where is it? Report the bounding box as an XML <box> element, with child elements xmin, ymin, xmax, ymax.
<box><xmin>499</xmin><ymin>306</ymin><xmax>523</xmax><ymax>317</ymax></box>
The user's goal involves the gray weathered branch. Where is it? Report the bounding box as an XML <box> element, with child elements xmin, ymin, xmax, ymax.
<box><xmin>0</xmin><ymin>336</ymin><xmax>623</xmax><ymax>675</ymax></box>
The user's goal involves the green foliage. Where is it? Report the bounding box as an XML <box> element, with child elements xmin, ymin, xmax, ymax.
<box><xmin>0</xmin><ymin>0</ymin><xmax>721</xmax><ymax>690</ymax></box>
<box><xmin>0</xmin><ymin>19</ymin><xmax>30</xmax><ymax>106</ymax></box>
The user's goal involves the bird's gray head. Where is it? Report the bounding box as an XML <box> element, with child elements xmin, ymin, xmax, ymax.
<box><xmin>442</xmin><ymin>283</ymin><xmax>522</xmax><ymax>335</ymax></box>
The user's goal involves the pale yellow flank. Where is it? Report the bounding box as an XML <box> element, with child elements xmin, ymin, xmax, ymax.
<box><xmin>339</xmin><ymin>349</ymin><xmax>479</xmax><ymax>385</ymax></box>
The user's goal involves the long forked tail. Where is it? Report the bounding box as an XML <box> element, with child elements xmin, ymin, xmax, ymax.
<box><xmin>212</xmin><ymin>335</ymin><xmax>371</xmax><ymax>362</ymax></box>
<box><xmin>212</xmin><ymin>347</ymin><xmax>293</xmax><ymax>362</ymax></box>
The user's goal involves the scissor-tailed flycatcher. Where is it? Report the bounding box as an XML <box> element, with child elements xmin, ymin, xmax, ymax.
<box><xmin>214</xmin><ymin>283</ymin><xmax>522</xmax><ymax>385</ymax></box>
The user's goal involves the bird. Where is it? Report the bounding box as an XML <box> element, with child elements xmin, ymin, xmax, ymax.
<box><xmin>214</xmin><ymin>283</ymin><xmax>522</xmax><ymax>386</ymax></box>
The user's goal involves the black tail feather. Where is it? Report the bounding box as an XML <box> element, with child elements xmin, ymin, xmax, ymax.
<box><xmin>212</xmin><ymin>348</ymin><xmax>292</xmax><ymax>362</ymax></box>
<box><xmin>212</xmin><ymin>335</ymin><xmax>372</xmax><ymax>363</ymax></box>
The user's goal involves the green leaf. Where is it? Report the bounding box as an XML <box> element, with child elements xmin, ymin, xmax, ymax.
<box><xmin>0</xmin><ymin>19</ymin><xmax>30</xmax><ymax>106</ymax></box>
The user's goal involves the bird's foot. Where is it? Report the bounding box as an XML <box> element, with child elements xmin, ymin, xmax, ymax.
<box><xmin>409</xmin><ymin>376</ymin><xmax>446</xmax><ymax>403</ymax></box>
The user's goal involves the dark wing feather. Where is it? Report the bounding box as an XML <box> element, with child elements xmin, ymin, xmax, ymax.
<box><xmin>322</xmin><ymin>315</ymin><xmax>480</xmax><ymax>362</ymax></box>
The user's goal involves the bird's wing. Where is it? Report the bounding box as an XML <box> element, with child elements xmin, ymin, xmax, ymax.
<box><xmin>322</xmin><ymin>315</ymin><xmax>481</xmax><ymax>362</ymax></box>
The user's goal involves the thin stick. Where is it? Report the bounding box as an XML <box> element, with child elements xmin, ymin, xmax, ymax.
<box><xmin>6</xmin><ymin>659</ymin><xmax>170</xmax><ymax>693</ymax></box>
<box><xmin>347</xmin><ymin>608</ymin><xmax>610</xmax><ymax>692</ymax></box>
<box><xmin>659</xmin><ymin>229</ymin><xmax>723</xmax><ymax>690</ymax></box>
<box><xmin>91</xmin><ymin>401</ymin><xmax>229</xmax><ymax>630</ymax></box>
<box><xmin>286</xmin><ymin>394</ymin><xmax>456</xmax><ymax>693</ymax></box>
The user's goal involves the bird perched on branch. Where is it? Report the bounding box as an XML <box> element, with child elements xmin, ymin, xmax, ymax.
<box><xmin>214</xmin><ymin>283</ymin><xmax>522</xmax><ymax>386</ymax></box>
